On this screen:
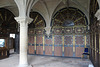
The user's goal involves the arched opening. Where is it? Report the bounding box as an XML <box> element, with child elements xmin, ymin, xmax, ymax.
<box><xmin>0</xmin><ymin>8</ymin><xmax>18</xmax><ymax>59</ymax></box>
<box><xmin>51</xmin><ymin>7</ymin><xmax>89</xmax><ymax>57</ymax></box>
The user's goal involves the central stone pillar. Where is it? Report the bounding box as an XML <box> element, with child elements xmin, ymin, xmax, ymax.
<box><xmin>15</xmin><ymin>17</ymin><xmax>33</xmax><ymax>67</ymax></box>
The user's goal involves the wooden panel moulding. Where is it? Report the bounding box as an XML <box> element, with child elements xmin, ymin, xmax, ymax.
<box><xmin>85</xmin><ymin>35</ymin><xmax>87</xmax><ymax>48</ymax></box>
<box><xmin>73</xmin><ymin>35</ymin><xmax>75</xmax><ymax>52</ymax></box>
<box><xmin>52</xmin><ymin>34</ymin><xmax>54</xmax><ymax>52</ymax></box>
<box><xmin>54</xmin><ymin>46</ymin><xmax>62</xmax><ymax>56</ymax></box>
<box><xmin>34</xmin><ymin>35</ymin><xmax>36</xmax><ymax>51</ymax></box>
<box><xmin>36</xmin><ymin>46</ymin><xmax>43</xmax><ymax>55</ymax></box>
<box><xmin>75</xmin><ymin>47</ymin><xmax>84</xmax><ymax>57</ymax></box>
<box><xmin>62</xmin><ymin>35</ymin><xmax>64</xmax><ymax>52</ymax></box>
<box><xmin>95</xmin><ymin>33</ymin><xmax>97</xmax><ymax>61</ymax></box>
<box><xmin>64</xmin><ymin>47</ymin><xmax>73</xmax><ymax>57</ymax></box>
<box><xmin>43</xmin><ymin>35</ymin><xmax>45</xmax><ymax>51</ymax></box>
<box><xmin>45</xmin><ymin>46</ymin><xmax>52</xmax><ymax>55</ymax></box>
<box><xmin>28</xmin><ymin>45</ymin><xmax>35</xmax><ymax>54</ymax></box>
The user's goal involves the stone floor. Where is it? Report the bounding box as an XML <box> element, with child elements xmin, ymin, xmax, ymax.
<box><xmin>0</xmin><ymin>54</ymin><xmax>93</xmax><ymax>67</ymax></box>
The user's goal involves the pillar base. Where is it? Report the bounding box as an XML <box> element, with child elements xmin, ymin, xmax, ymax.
<box><xmin>18</xmin><ymin>64</ymin><xmax>32</xmax><ymax>67</ymax></box>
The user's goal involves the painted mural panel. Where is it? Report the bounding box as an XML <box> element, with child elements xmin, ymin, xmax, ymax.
<box><xmin>75</xmin><ymin>35</ymin><xmax>84</xmax><ymax>45</ymax></box>
<box><xmin>53</xmin><ymin>28</ymin><xmax>62</xmax><ymax>35</ymax></box>
<box><xmin>54</xmin><ymin>35</ymin><xmax>62</xmax><ymax>45</ymax></box>
<box><xmin>35</xmin><ymin>29</ymin><xmax>43</xmax><ymax>34</ymax></box>
<box><xmin>75</xmin><ymin>35</ymin><xmax>84</xmax><ymax>57</ymax></box>
<box><xmin>75</xmin><ymin>27</ymin><xmax>85</xmax><ymax>34</ymax></box>
<box><xmin>28</xmin><ymin>29</ymin><xmax>34</xmax><ymax>34</ymax></box>
<box><xmin>45</xmin><ymin>38</ymin><xmax>52</xmax><ymax>45</ymax></box>
<box><xmin>86</xmin><ymin>35</ymin><xmax>90</xmax><ymax>45</ymax></box>
<box><xmin>28</xmin><ymin>36</ymin><xmax>34</xmax><ymax>44</ymax></box>
<box><xmin>64</xmin><ymin>28</ymin><xmax>73</xmax><ymax>34</ymax></box>
<box><xmin>36</xmin><ymin>35</ymin><xmax>43</xmax><ymax>44</ymax></box>
<box><xmin>64</xmin><ymin>35</ymin><xmax>73</xmax><ymax>45</ymax></box>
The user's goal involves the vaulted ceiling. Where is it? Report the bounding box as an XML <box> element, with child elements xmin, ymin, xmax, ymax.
<box><xmin>0</xmin><ymin>0</ymin><xmax>95</xmax><ymax>27</ymax></box>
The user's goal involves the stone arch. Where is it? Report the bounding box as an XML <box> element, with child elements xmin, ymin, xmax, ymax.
<box><xmin>0</xmin><ymin>8</ymin><xmax>18</xmax><ymax>33</ymax></box>
<box><xmin>51</xmin><ymin>7</ymin><xmax>88</xmax><ymax>27</ymax></box>
<box><xmin>29</xmin><ymin>11</ymin><xmax>46</xmax><ymax>28</ymax></box>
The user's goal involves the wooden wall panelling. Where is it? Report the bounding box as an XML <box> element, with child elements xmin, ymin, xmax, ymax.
<box><xmin>45</xmin><ymin>38</ymin><xmax>52</xmax><ymax>55</ymax></box>
<box><xmin>36</xmin><ymin>46</ymin><xmax>43</xmax><ymax>55</ymax></box>
<box><xmin>64</xmin><ymin>47</ymin><xmax>73</xmax><ymax>57</ymax></box>
<box><xmin>96</xmin><ymin>33</ymin><xmax>99</xmax><ymax>67</ymax></box>
<box><xmin>62</xmin><ymin>35</ymin><xmax>64</xmax><ymax>56</ymax></box>
<box><xmin>28</xmin><ymin>45</ymin><xmax>35</xmax><ymax>54</ymax></box>
<box><xmin>95</xmin><ymin>32</ymin><xmax>98</xmax><ymax>66</ymax></box>
<box><xmin>85</xmin><ymin>35</ymin><xmax>86</xmax><ymax>48</ymax></box>
<box><xmin>28</xmin><ymin>29</ymin><xmax>35</xmax><ymax>54</ymax></box>
<box><xmin>92</xmin><ymin>33</ymin><xmax>94</xmax><ymax>61</ymax></box>
<box><xmin>73</xmin><ymin>35</ymin><xmax>75</xmax><ymax>57</ymax></box>
<box><xmin>75</xmin><ymin>35</ymin><xmax>84</xmax><ymax>57</ymax></box>
<box><xmin>75</xmin><ymin>47</ymin><xmax>84</xmax><ymax>57</ymax></box>
<box><xmin>54</xmin><ymin>35</ymin><xmax>62</xmax><ymax>56</ymax></box>
<box><xmin>28</xmin><ymin>35</ymin><xmax>35</xmax><ymax>54</ymax></box>
<box><xmin>36</xmin><ymin>35</ymin><xmax>43</xmax><ymax>55</ymax></box>
<box><xmin>45</xmin><ymin>46</ymin><xmax>52</xmax><ymax>55</ymax></box>
<box><xmin>93</xmin><ymin>33</ymin><xmax>95</xmax><ymax>63</ymax></box>
<box><xmin>64</xmin><ymin>35</ymin><xmax>73</xmax><ymax>57</ymax></box>
<box><xmin>86</xmin><ymin>35</ymin><xmax>90</xmax><ymax>48</ymax></box>
<box><xmin>34</xmin><ymin>35</ymin><xmax>36</xmax><ymax>54</ymax></box>
<box><xmin>52</xmin><ymin>34</ymin><xmax>54</xmax><ymax>56</ymax></box>
<box><xmin>54</xmin><ymin>46</ymin><xmax>62</xmax><ymax>56</ymax></box>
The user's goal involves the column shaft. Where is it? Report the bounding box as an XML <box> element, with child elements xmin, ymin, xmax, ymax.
<box><xmin>15</xmin><ymin>17</ymin><xmax>33</xmax><ymax>67</ymax></box>
<box><xmin>19</xmin><ymin>22</ymin><xmax>28</xmax><ymax>65</ymax></box>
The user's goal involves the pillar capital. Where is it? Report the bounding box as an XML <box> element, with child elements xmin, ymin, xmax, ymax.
<box><xmin>15</xmin><ymin>17</ymin><xmax>33</xmax><ymax>27</ymax></box>
<box><xmin>45</xmin><ymin>27</ymin><xmax>51</xmax><ymax>35</ymax></box>
<box><xmin>15</xmin><ymin>17</ymin><xmax>33</xmax><ymax>24</ymax></box>
<box><xmin>95</xmin><ymin>9</ymin><xmax>100</xmax><ymax>20</ymax></box>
